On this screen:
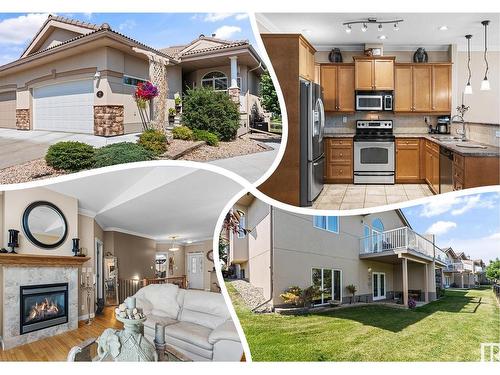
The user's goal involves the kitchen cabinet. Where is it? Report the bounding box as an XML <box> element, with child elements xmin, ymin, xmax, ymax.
<box><xmin>354</xmin><ymin>57</ymin><xmax>394</xmax><ymax>91</ymax></box>
<box><xmin>451</xmin><ymin>151</ymin><xmax>500</xmax><ymax>190</ymax></box>
<box><xmin>325</xmin><ymin>138</ymin><xmax>353</xmax><ymax>183</ymax></box>
<box><xmin>299</xmin><ymin>36</ymin><xmax>316</xmax><ymax>81</ymax></box>
<box><xmin>395</xmin><ymin>138</ymin><xmax>421</xmax><ymax>182</ymax></box>
<box><xmin>395</xmin><ymin>63</ymin><xmax>452</xmax><ymax>113</ymax></box>
<box><xmin>424</xmin><ymin>140</ymin><xmax>440</xmax><ymax>194</ymax></box>
<box><xmin>320</xmin><ymin>64</ymin><xmax>355</xmax><ymax>112</ymax></box>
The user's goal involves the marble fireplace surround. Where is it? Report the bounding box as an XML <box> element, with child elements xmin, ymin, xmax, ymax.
<box><xmin>0</xmin><ymin>254</ymin><xmax>89</xmax><ymax>350</ymax></box>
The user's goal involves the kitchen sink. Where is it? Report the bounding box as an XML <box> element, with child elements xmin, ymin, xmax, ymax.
<box><xmin>431</xmin><ymin>136</ymin><xmax>465</xmax><ymax>142</ymax></box>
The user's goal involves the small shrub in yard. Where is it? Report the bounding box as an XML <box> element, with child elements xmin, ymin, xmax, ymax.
<box><xmin>92</xmin><ymin>142</ymin><xmax>154</xmax><ymax>168</ymax></box>
<box><xmin>408</xmin><ymin>297</ymin><xmax>417</xmax><ymax>309</ymax></box>
<box><xmin>138</xmin><ymin>129</ymin><xmax>167</xmax><ymax>155</ymax></box>
<box><xmin>193</xmin><ymin>129</ymin><xmax>219</xmax><ymax>146</ymax></box>
<box><xmin>45</xmin><ymin>141</ymin><xmax>95</xmax><ymax>171</ymax></box>
<box><xmin>182</xmin><ymin>87</ymin><xmax>240</xmax><ymax>141</ymax></box>
<box><xmin>172</xmin><ymin>126</ymin><xmax>194</xmax><ymax>140</ymax></box>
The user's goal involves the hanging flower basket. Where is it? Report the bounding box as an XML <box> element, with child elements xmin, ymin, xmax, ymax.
<box><xmin>134</xmin><ymin>81</ymin><xmax>159</xmax><ymax>130</ymax></box>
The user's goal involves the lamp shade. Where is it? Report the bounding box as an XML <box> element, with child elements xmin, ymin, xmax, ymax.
<box><xmin>480</xmin><ymin>79</ymin><xmax>490</xmax><ymax>91</ymax></box>
<box><xmin>464</xmin><ymin>84</ymin><xmax>473</xmax><ymax>95</ymax></box>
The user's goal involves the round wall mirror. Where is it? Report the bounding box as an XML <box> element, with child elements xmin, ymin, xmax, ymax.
<box><xmin>22</xmin><ymin>201</ymin><xmax>68</xmax><ymax>249</ymax></box>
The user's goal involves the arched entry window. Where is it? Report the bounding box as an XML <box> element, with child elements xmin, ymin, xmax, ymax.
<box><xmin>372</xmin><ymin>218</ymin><xmax>384</xmax><ymax>233</ymax></box>
<box><xmin>201</xmin><ymin>71</ymin><xmax>228</xmax><ymax>91</ymax></box>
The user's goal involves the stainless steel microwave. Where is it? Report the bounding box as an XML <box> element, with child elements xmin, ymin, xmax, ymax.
<box><xmin>356</xmin><ymin>92</ymin><xmax>393</xmax><ymax>111</ymax></box>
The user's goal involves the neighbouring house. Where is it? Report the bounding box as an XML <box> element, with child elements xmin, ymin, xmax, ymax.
<box><xmin>226</xmin><ymin>194</ymin><xmax>450</xmax><ymax>308</ymax></box>
<box><xmin>0</xmin><ymin>166</ymin><xmax>243</xmax><ymax>361</ymax></box>
<box><xmin>442</xmin><ymin>248</ymin><xmax>486</xmax><ymax>288</ymax></box>
<box><xmin>0</xmin><ymin>15</ymin><xmax>265</xmax><ymax>137</ymax></box>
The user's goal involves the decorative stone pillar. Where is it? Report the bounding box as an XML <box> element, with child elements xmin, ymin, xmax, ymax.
<box><xmin>94</xmin><ymin>105</ymin><xmax>124</xmax><ymax>137</ymax></box>
<box><xmin>16</xmin><ymin>109</ymin><xmax>30</xmax><ymax>130</ymax></box>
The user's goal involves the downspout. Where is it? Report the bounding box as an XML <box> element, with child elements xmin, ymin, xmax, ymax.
<box><xmin>251</xmin><ymin>204</ymin><xmax>274</xmax><ymax>312</ymax></box>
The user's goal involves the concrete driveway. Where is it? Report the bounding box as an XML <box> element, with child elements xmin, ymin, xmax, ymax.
<box><xmin>0</xmin><ymin>129</ymin><xmax>139</xmax><ymax>169</ymax></box>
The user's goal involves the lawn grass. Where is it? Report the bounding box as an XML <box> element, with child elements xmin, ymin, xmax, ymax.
<box><xmin>227</xmin><ymin>283</ymin><xmax>500</xmax><ymax>361</ymax></box>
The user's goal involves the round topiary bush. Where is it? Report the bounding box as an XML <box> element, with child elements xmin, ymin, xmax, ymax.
<box><xmin>45</xmin><ymin>141</ymin><xmax>95</xmax><ymax>171</ymax></box>
<box><xmin>172</xmin><ymin>125</ymin><xmax>194</xmax><ymax>140</ymax></box>
<box><xmin>138</xmin><ymin>129</ymin><xmax>167</xmax><ymax>155</ymax></box>
<box><xmin>92</xmin><ymin>142</ymin><xmax>154</xmax><ymax>168</ymax></box>
<box><xmin>182</xmin><ymin>87</ymin><xmax>240</xmax><ymax>141</ymax></box>
<box><xmin>193</xmin><ymin>129</ymin><xmax>219</xmax><ymax>146</ymax></box>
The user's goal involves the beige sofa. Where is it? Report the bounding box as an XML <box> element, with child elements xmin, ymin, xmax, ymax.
<box><xmin>134</xmin><ymin>284</ymin><xmax>243</xmax><ymax>361</ymax></box>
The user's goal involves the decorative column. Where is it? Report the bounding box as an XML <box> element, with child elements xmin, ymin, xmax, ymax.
<box><xmin>228</xmin><ymin>56</ymin><xmax>240</xmax><ymax>104</ymax></box>
<box><xmin>424</xmin><ymin>263</ymin><xmax>429</xmax><ymax>303</ymax></box>
<box><xmin>402</xmin><ymin>258</ymin><xmax>408</xmax><ymax>306</ymax></box>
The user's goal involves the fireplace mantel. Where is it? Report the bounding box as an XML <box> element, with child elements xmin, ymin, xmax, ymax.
<box><xmin>0</xmin><ymin>253</ymin><xmax>90</xmax><ymax>267</ymax></box>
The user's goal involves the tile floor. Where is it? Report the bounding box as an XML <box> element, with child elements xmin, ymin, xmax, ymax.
<box><xmin>312</xmin><ymin>184</ymin><xmax>434</xmax><ymax>210</ymax></box>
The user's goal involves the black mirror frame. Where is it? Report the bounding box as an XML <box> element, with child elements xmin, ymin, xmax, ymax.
<box><xmin>22</xmin><ymin>201</ymin><xmax>68</xmax><ymax>249</ymax></box>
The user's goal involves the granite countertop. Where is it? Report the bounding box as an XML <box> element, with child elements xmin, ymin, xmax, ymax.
<box><xmin>323</xmin><ymin>131</ymin><xmax>499</xmax><ymax>157</ymax></box>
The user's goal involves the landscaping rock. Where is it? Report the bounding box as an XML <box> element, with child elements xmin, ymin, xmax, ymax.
<box><xmin>227</xmin><ymin>279</ymin><xmax>272</xmax><ymax>313</ymax></box>
<box><xmin>0</xmin><ymin>158</ymin><xmax>66</xmax><ymax>184</ymax></box>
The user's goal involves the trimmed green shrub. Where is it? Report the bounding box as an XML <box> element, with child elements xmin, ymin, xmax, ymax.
<box><xmin>172</xmin><ymin>126</ymin><xmax>194</xmax><ymax>140</ymax></box>
<box><xmin>193</xmin><ymin>129</ymin><xmax>219</xmax><ymax>146</ymax></box>
<box><xmin>92</xmin><ymin>142</ymin><xmax>154</xmax><ymax>168</ymax></box>
<box><xmin>45</xmin><ymin>141</ymin><xmax>95</xmax><ymax>171</ymax></box>
<box><xmin>182</xmin><ymin>87</ymin><xmax>240</xmax><ymax>141</ymax></box>
<box><xmin>138</xmin><ymin>129</ymin><xmax>167</xmax><ymax>155</ymax></box>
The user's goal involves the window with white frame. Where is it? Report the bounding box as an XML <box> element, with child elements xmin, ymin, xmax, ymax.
<box><xmin>311</xmin><ymin>268</ymin><xmax>342</xmax><ymax>305</ymax></box>
<box><xmin>237</xmin><ymin>215</ymin><xmax>246</xmax><ymax>239</ymax></box>
<box><xmin>313</xmin><ymin>216</ymin><xmax>339</xmax><ymax>233</ymax></box>
<box><xmin>123</xmin><ymin>76</ymin><xmax>147</xmax><ymax>86</ymax></box>
<box><xmin>201</xmin><ymin>71</ymin><xmax>241</xmax><ymax>91</ymax></box>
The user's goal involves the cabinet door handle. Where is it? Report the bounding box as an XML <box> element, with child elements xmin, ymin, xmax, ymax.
<box><xmin>340</xmin><ymin>152</ymin><xmax>343</xmax><ymax>157</ymax></box>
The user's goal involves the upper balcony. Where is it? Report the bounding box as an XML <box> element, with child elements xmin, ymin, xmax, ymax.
<box><xmin>359</xmin><ymin>226</ymin><xmax>447</xmax><ymax>265</ymax></box>
<box><xmin>445</xmin><ymin>262</ymin><xmax>464</xmax><ymax>272</ymax></box>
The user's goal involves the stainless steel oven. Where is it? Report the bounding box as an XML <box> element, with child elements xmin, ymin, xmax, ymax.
<box><xmin>353</xmin><ymin>120</ymin><xmax>395</xmax><ymax>184</ymax></box>
<box><xmin>356</xmin><ymin>91</ymin><xmax>393</xmax><ymax>111</ymax></box>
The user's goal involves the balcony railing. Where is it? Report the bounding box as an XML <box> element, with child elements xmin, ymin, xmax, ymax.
<box><xmin>445</xmin><ymin>263</ymin><xmax>464</xmax><ymax>272</ymax></box>
<box><xmin>359</xmin><ymin>226</ymin><xmax>444</xmax><ymax>262</ymax></box>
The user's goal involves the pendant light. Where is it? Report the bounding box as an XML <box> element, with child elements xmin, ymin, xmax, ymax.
<box><xmin>480</xmin><ymin>20</ymin><xmax>491</xmax><ymax>91</ymax></box>
<box><xmin>169</xmin><ymin>236</ymin><xmax>179</xmax><ymax>251</ymax></box>
<box><xmin>464</xmin><ymin>35</ymin><xmax>473</xmax><ymax>95</ymax></box>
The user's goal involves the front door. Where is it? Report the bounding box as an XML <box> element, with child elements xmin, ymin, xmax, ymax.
<box><xmin>187</xmin><ymin>252</ymin><xmax>204</xmax><ymax>290</ymax></box>
<box><xmin>372</xmin><ymin>272</ymin><xmax>386</xmax><ymax>301</ymax></box>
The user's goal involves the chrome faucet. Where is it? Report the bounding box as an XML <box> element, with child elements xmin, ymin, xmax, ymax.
<box><xmin>451</xmin><ymin>114</ymin><xmax>466</xmax><ymax>141</ymax></box>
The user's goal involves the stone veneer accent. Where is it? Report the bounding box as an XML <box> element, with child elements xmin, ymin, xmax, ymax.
<box><xmin>15</xmin><ymin>109</ymin><xmax>30</xmax><ymax>130</ymax></box>
<box><xmin>94</xmin><ymin>105</ymin><xmax>124</xmax><ymax>137</ymax></box>
<box><xmin>1</xmin><ymin>266</ymin><xmax>78</xmax><ymax>350</ymax></box>
<box><xmin>228</xmin><ymin>87</ymin><xmax>241</xmax><ymax>104</ymax></box>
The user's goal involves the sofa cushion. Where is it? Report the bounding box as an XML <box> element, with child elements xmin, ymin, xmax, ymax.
<box><xmin>134</xmin><ymin>283</ymin><xmax>180</xmax><ymax>319</ymax></box>
<box><xmin>143</xmin><ymin>314</ymin><xmax>178</xmax><ymax>332</ymax></box>
<box><xmin>165</xmin><ymin>335</ymin><xmax>212</xmax><ymax>360</ymax></box>
<box><xmin>178</xmin><ymin>290</ymin><xmax>230</xmax><ymax>329</ymax></box>
<box><xmin>166</xmin><ymin>321</ymin><xmax>213</xmax><ymax>351</ymax></box>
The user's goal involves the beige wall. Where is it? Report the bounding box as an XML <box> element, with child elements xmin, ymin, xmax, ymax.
<box><xmin>454</xmin><ymin>51</ymin><xmax>500</xmax><ymax>124</ymax></box>
<box><xmin>230</xmin><ymin>203</ymin><xmax>249</xmax><ymax>264</ymax></box>
<box><xmin>184</xmin><ymin>240</ymin><xmax>217</xmax><ymax>291</ymax></box>
<box><xmin>2</xmin><ymin>187</ymin><xmax>77</xmax><ymax>255</ymax></box>
<box><xmin>104</xmin><ymin>231</ymin><xmax>156</xmax><ymax>280</ymax></box>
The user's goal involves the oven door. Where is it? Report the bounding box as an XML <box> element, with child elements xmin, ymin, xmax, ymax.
<box><xmin>354</xmin><ymin>141</ymin><xmax>395</xmax><ymax>172</ymax></box>
<box><xmin>356</xmin><ymin>95</ymin><xmax>383</xmax><ymax>111</ymax></box>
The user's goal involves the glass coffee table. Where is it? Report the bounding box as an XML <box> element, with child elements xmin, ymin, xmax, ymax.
<box><xmin>161</xmin><ymin>344</ymin><xmax>192</xmax><ymax>362</ymax></box>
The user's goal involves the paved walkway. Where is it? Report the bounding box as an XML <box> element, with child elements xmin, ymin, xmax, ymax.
<box><xmin>209</xmin><ymin>141</ymin><xmax>280</xmax><ymax>183</ymax></box>
<box><xmin>0</xmin><ymin>129</ymin><xmax>139</xmax><ymax>169</ymax></box>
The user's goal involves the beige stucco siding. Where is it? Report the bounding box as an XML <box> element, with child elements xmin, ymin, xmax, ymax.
<box><xmin>38</xmin><ymin>28</ymin><xmax>81</xmax><ymax>52</ymax></box>
<box><xmin>230</xmin><ymin>203</ymin><xmax>249</xmax><ymax>264</ymax></box>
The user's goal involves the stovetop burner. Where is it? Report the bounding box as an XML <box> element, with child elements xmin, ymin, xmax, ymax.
<box><xmin>354</xmin><ymin>120</ymin><xmax>394</xmax><ymax>142</ymax></box>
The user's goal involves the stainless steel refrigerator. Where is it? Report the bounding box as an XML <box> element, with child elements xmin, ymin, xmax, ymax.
<box><xmin>300</xmin><ymin>79</ymin><xmax>325</xmax><ymax>206</ymax></box>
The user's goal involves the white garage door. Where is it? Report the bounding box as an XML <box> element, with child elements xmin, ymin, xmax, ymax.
<box><xmin>33</xmin><ymin>80</ymin><xmax>94</xmax><ymax>134</ymax></box>
<box><xmin>0</xmin><ymin>91</ymin><xmax>16</xmax><ymax>129</ymax></box>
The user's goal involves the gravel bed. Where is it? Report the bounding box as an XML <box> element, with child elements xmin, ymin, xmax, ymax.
<box><xmin>0</xmin><ymin>158</ymin><xmax>67</xmax><ymax>185</ymax></box>
<box><xmin>227</xmin><ymin>279</ymin><xmax>272</xmax><ymax>313</ymax></box>
<box><xmin>179</xmin><ymin>134</ymin><xmax>270</xmax><ymax>162</ymax></box>
<box><xmin>162</xmin><ymin>139</ymin><xmax>205</xmax><ymax>159</ymax></box>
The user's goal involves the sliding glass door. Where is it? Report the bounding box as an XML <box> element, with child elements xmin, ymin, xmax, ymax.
<box><xmin>312</xmin><ymin>268</ymin><xmax>342</xmax><ymax>305</ymax></box>
<box><xmin>372</xmin><ymin>272</ymin><xmax>386</xmax><ymax>301</ymax></box>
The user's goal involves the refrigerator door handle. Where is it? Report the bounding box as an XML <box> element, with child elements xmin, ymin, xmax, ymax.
<box><xmin>317</xmin><ymin>97</ymin><xmax>325</xmax><ymax>143</ymax></box>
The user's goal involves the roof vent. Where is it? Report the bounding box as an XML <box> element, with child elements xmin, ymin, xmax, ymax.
<box><xmin>100</xmin><ymin>23</ymin><xmax>111</xmax><ymax>30</ymax></box>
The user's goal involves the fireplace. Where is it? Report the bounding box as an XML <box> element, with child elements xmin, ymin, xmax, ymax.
<box><xmin>20</xmin><ymin>283</ymin><xmax>69</xmax><ymax>335</ymax></box>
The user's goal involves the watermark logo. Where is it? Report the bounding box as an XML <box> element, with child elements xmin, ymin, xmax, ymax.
<box><xmin>481</xmin><ymin>343</ymin><xmax>500</xmax><ymax>362</ymax></box>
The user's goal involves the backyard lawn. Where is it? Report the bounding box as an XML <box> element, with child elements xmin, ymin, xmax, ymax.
<box><xmin>227</xmin><ymin>283</ymin><xmax>500</xmax><ymax>361</ymax></box>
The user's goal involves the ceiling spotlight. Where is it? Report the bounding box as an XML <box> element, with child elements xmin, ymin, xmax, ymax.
<box><xmin>439</xmin><ymin>25</ymin><xmax>448</xmax><ymax>31</ymax></box>
<box><xmin>361</xmin><ymin>23</ymin><xmax>367</xmax><ymax>32</ymax></box>
<box><xmin>345</xmin><ymin>24</ymin><xmax>352</xmax><ymax>33</ymax></box>
<box><xmin>393</xmin><ymin>23</ymin><xmax>399</xmax><ymax>31</ymax></box>
<box><xmin>378</xmin><ymin>35</ymin><xmax>387</xmax><ymax>40</ymax></box>
<box><xmin>378</xmin><ymin>23</ymin><xmax>383</xmax><ymax>32</ymax></box>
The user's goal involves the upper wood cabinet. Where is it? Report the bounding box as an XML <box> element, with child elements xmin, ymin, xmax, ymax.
<box><xmin>354</xmin><ymin>56</ymin><xmax>394</xmax><ymax>90</ymax></box>
<box><xmin>299</xmin><ymin>36</ymin><xmax>316</xmax><ymax>81</ymax></box>
<box><xmin>320</xmin><ymin>64</ymin><xmax>355</xmax><ymax>112</ymax></box>
<box><xmin>395</xmin><ymin>63</ymin><xmax>452</xmax><ymax>113</ymax></box>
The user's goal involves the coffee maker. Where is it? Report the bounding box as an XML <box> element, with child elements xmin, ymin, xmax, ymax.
<box><xmin>437</xmin><ymin>116</ymin><xmax>450</xmax><ymax>134</ymax></box>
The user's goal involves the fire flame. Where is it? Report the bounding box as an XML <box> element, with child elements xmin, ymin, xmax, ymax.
<box><xmin>27</xmin><ymin>298</ymin><xmax>60</xmax><ymax>322</ymax></box>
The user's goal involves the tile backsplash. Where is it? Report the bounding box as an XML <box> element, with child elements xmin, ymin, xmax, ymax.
<box><xmin>450</xmin><ymin>122</ymin><xmax>500</xmax><ymax>147</ymax></box>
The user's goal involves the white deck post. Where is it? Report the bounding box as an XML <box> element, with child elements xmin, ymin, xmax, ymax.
<box><xmin>229</xmin><ymin>56</ymin><xmax>239</xmax><ymax>88</ymax></box>
<box><xmin>424</xmin><ymin>263</ymin><xmax>429</xmax><ymax>302</ymax></box>
<box><xmin>402</xmin><ymin>258</ymin><xmax>408</xmax><ymax>306</ymax></box>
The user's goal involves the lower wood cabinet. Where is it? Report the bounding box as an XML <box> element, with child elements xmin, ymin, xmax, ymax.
<box><xmin>325</xmin><ymin>138</ymin><xmax>353</xmax><ymax>183</ymax></box>
<box><xmin>395</xmin><ymin>138</ymin><xmax>421</xmax><ymax>182</ymax></box>
<box><xmin>424</xmin><ymin>140</ymin><xmax>440</xmax><ymax>194</ymax></box>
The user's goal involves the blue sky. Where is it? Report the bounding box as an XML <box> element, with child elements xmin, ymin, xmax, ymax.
<box><xmin>402</xmin><ymin>192</ymin><xmax>500</xmax><ymax>263</ymax></box>
<box><xmin>0</xmin><ymin>13</ymin><xmax>256</xmax><ymax>65</ymax></box>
